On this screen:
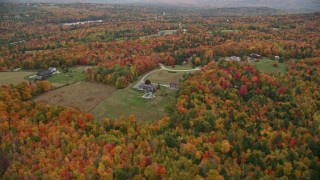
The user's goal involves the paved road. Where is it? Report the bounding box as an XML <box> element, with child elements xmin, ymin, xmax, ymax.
<box><xmin>133</xmin><ymin>63</ymin><xmax>201</xmax><ymax>89</ymax></box>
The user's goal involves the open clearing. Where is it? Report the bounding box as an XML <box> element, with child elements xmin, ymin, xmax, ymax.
<box><xmin>34</xmin><ymin>81</ymin><xmax>116</xmax><ymax>112</ymax></box>
<box><xmin>92</xmin><ymin>63</ymin><xmax>196</xmax><ymax>121</ymax></box>
<box><xmin>140</xmin><ymin>29</ymin><xmax>177</xmax><ymax>39</ymax></box>
<box><xmin>146</xmin><ymin>63</ymin><xmax>198</xmax><ymax>84</ymax></box>
<box><xmin>46</xmin><ymin>66</ymin><xmax>91</xmax><ymax>87</ymax></box>
<box><xmin>252</xmin><ymin>58</ymin><xmax>287</xmax><ymax>75</ymax></box>
<box><xmin>91</xmin><ymin>87</ymin><xmax>176</xmax><ymax>122</ymax></box>
<box><xmin>146</xmin><ymin>70</ymin><xmax>187</xmax><ymax>84</ymax></box>
<box><xmin>0</xmin><ymin>71</ymin><xmax>35</xmax><ymax>85</ymax></box>
<box><xmin>164</xmin><ymin>63</ymin><xmax>193</xmax><ymax>70</ymax></box>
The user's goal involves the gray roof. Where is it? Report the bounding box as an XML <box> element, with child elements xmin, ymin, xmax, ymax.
<box><xmin>38</xmin><ymin>69</ymin><xmax>52</xmax><ymax>76</ymax></box>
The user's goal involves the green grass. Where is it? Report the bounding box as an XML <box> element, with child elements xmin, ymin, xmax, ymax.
<box><xmin>164</xmin><ymin>63</ymin><xmax>193</xmax><ymax>70</ymax></box>
<box><xmin>87</xmin><ymin>32</ymin><xmax>105</xmax><ymax>41</ymax></box>
<box><xmin>146</xmin><ymin>70</ymin><xmax>187</xmax><ymax>84</ymax></box>
<box><xmin>91</xmin><ymin>87</ymin><xmax>176</xmax><ymax>122</ymax></box>
<box><xmin>252</xmin><ymin>58</ymin><xmax>287</xmax><ymax>75</ymax></box>
<box><xmin>46</xmin><ymin>66</ymin><xmax>86</xmax><ymax>85</ymax></box>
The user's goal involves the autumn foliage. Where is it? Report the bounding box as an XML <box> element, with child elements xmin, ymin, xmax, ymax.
<box><xmin>0</xmin><ymin>59</ymin><xmax>319</xmax><ymax>178</ymax></box>
<box><xmin>0</xmin><ymin>3</ymin><xmax>320</xmax><ymax>179</ymax></box>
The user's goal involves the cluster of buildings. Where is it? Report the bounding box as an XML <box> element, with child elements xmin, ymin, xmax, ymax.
<box><xmin>138</xmin><ymin>79</ymin><xmax>180</xmax><ymax>99</ymax></box>
<box><xmin>225</xmin><ymin>54</ymin><xmax>280</xmax><ymax>62</ymax></box>
<box><xmin>138</xmin><ymin>82</ymin><xmax>157</xmax><ymax>93</ymax></box>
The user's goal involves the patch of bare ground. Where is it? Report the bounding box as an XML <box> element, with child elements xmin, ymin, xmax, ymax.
<box><xmin>34</xmin><ymin>81</ymin><xmax>116</xmax><ymax>112</ymax></box>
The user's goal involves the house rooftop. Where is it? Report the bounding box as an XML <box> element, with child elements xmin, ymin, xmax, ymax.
<box><xmin>38</xmin><ymin>69</ymin><xmax>52</xmax><ymax>76</ymax></box>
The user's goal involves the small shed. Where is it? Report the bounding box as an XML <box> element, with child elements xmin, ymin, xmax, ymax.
<box><xmin>169</xmin><ymin>82</ymin><xmax>180</xmax><ymax>89</ymax></box>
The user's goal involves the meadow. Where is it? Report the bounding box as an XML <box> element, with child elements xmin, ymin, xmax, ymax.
<box><xmin>0</xmin><ymin>71</ymin><xmax>35</xmax><ymax>85</ymax></box>
<box><xmin>91</xmin><ymin>87</ymin><xmax>176</xmax><ymax>122</ymax></box>
<box><xmin>252</xmin><ymin>58</ymin><xmax>287</xmax><ymax>75</ymax></box>
<box><xmin>34</xmin><ymin>81</ymin><xmax>116</xmax><ymax>112</ymax></box>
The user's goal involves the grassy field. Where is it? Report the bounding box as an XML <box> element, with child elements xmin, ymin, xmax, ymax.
<box><xmin>252</xmin><ymin>58</ymin><xmax>287</xmax><ymax>75</ymax></box>
<box><xmin>87</xmin><ymin>32</ymin><xmax>105</xmax><ymax>41</ymax></box>
<box><xmin>46</xmin><ymin>66</ymin><xmax>90</xmax><ymax>87</ymax></box>
<box><xmin>91</xmin><ymin>87</ymin><xmax>176</xmax><ymax>122</ymax></box>
<box><xmin>164</xmin><ymin>63</ymin><xmax>193</xmax><ymax>70</ymax></box>
<box><xmin>146</xmin><ymin>70</ymin><xmax>187</xmax><ymax>84</ymax></box>
<box><xmin>34</xmin><ymin>81</ymin><xmax>116</xmax><ymax>112</ymax></box>
<box><xmin>159</xmin><ymin>30</ymin><xmax>177</xmax><ymax>34</ymax></box>
<box><xmin>140</xmin><ymin>30</ymin><xmax>177</xmax><ymax>39</ymax></box>
<box><xmin>0</xmin><ymin>71</ymin><xmax>35</xmax><ymax>85</ymax></box>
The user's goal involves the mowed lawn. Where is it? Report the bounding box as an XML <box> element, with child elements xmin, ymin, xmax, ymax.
<box><xmin>0</xmin><ymin>71</ymin><xmax>35</xmax><ymax>85</ymax></box>
<box><xmin>146</xmin><ymin>70</ymin><xmax>187</xmax><ymax>84</ymax></box>
<box><xmin>252</xmin><ymin>58</ymin><xmax>287</xmax><ymax>75</ymax></box>
<box><xmin>46</xmin><ymin>66</ymin><xmax>91</xmax><ymax>87</ymax></box>
<box><xmin>34</xmin><ymin>81</ymin><xmax>116</xmax><ymax>112</ymax></box>
<box><xmin>164</xmin><ymin>63</ymin><xmax>193</xmax><ymax>70</ymax></box>
<box><xmin>140</xmin><ymin>29</ymin><xmax>177</xmax><ymax>39</ymax></box>
<box><xmin>91</xmin><ymin>87</ymin><xmax>176</xmax><ymax>122</ymax></box>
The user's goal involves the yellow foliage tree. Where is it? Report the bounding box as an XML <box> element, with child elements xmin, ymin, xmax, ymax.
<box><xmin>283</xmin><ymin>162</ymin><xmax>293</xmax><ymax>176</ymax></box>
<box><xmin>221</xmin><ymin>140</ymin><xmax>231</xmax><ymax>153</ymax></box>
<box><xmin>194</xmin><ymin>57</ymin><xmax>201</xmax><ymax>65</ymax></box>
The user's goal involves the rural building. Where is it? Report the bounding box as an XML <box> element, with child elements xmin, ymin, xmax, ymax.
<box><xmin>226</xmin><ymin>56</ymin><xmax>241</xmax><ymax>62</ymax></box>
<box><xmin>36</xmin><ymin>67</ymin><xmax>57</xmax><ymax>80</ymax></box>
<box><xmin>249</xmin><ymin>53</ymin><xmax>262</xmax><ymax>59</ymax></box>
<box><xmin>275</xmin><ymin>56</ymin><xmax>280</xmax><ymax>60</ymax></box>
<box><xmin>138</xmin><ymin>79</ymin><xmax>157</xmax><ymax>93</ymax></box>
<box><xmin>169</xmin><ymin>82</ymin><xmax>180</xmax><ymax>89</ymax></box>
<box><xmin>183</xmin><ymin>29</ymin><xmax>187</xmax><ymax>34</ymax></box>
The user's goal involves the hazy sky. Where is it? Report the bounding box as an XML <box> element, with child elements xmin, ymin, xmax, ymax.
<box><xmin>4</xmin><ymin>0</ymin><xmax>320</xmax><ymax>10</ymax></box>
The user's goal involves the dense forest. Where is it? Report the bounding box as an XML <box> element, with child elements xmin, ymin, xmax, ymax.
<box><xmin>0</xmin><ymin>3</ymin><xmax>319</xmax><ymax>179</ymax></box>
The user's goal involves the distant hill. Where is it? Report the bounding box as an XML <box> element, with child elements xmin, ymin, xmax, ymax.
<box><xmin>140</xmin><ymin>0</ymin><xmax>320</xmax><ymax>10</ymax></box>
<box><xmin>2</xmin><ymin>0</ymin><xmax>320</xmax><ymax>10</ymax></box>
<box><xmin>197</xmin><ymin>7</ymin><xmax>283</xmax><ymax>16</ymax></box>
